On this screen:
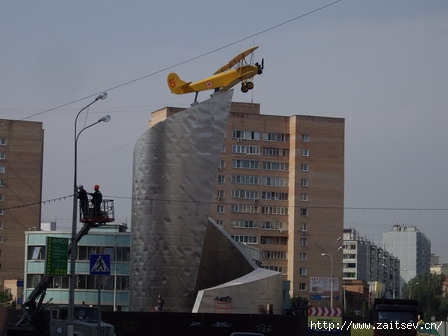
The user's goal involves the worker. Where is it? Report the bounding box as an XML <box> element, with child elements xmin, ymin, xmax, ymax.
<box><xmin>156</xmin><ymin>295</ymin><xmax>165</xmax><ymax>312</ymax></box>
<box><xmin>77</xmin><ymin>185</ymin><xmax>89</xmax><ymax>219</ymax></box>
<box><xmin>89</xmin><ymin>185</ymin><xmax>102</xmax><ymax>218</ymax></box>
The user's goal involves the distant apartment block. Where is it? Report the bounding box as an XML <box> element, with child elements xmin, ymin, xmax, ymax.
<box><xmin>343</xmin><ymin>228</ymin><xmax>400</xmax><ymax>299</ymax></box>
<box><xmin>0</xmin><ymin>119</ymin><xmax>44</xmax><ymax>286</ymax></box>
<box><xmin>430</xmin><ymin>255</ymin><xmax>448</xmax><ymax>276</ymax></box>
<box><xmin>383</xmin><ymin>225</ymin><xmax>431</xmax><ymax>290</ymax></box>
<box><xmin>150</xmin><ymin>102</ymin><xmax>345</xmax><ymax>305</ymax></box>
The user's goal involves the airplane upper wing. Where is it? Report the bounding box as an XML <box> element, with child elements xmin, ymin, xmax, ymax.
<box><xmin>213</xmin><ymin>46</ymin><xmax>259</xmax><ymax>74</ymax></box>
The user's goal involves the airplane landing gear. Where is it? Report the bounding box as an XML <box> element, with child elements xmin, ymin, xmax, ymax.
<box><xmin>241</xmin><ymin>81</ymin><xmax>254</xmax><ymax>93</ymax></box>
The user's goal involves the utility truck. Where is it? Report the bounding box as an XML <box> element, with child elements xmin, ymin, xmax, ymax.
<box><xmin>7</xmin><ymin>200</ymin><xmax>116</xmax><ymax>336</ymax></box>
<box><xmin>8</xmin><ymin>304</ymin><xmax>115</xmax><ymax>336</ymax></box>
<box><xmin>373</xmin><ymin>298</ymin><xmax>419</xmax><ymax>336</ymax></box>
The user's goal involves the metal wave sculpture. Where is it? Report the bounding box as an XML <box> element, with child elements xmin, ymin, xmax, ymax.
<box><xmin>130</xmin><ymin>90</ymin><xmax>249</xmax><ymax>312</ymax></box>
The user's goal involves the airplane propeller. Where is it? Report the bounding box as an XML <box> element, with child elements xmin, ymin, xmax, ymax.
<box><xmin>256</xmin><ymin>58</ymin><xmax>264</xmax><ymax>75</ymax></box>
<box><xmin>242</xmin><ymin>58</ymin><xmax>264</xmax><ymax>92</ymax></box>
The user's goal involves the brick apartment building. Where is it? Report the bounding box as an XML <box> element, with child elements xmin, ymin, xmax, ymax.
<box><xmin>151</xmin><ymin>102</ymin><xmax>345</xmax><ymax>305</ymax></box>
<box><xmin>0</xmin><ymin>119</ymin><xmax>44</xmax><ymax>287</ymax></box>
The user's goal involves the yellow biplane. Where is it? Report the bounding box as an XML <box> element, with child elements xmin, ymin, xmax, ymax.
<box><xmin>167</xmin><ymin>46</ymin><xmax>263</xmax><ymax>98</ymax></box>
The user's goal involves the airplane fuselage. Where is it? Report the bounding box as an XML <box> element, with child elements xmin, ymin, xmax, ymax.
<box><xmin>168</xmin><ymin>64</ymin><xmax>260</xmax><ymax>95</ymax></box>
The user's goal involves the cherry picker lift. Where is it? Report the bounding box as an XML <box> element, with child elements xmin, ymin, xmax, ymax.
<box><xmin>8</xmin><ymin>200</ymin><xmax>115</xmax><ymax>336</ymax></box>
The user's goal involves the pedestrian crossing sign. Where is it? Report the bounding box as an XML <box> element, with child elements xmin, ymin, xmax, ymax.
<box><xmin>90</xmin><ymin>254</ymin><xmax>111</xmax><ymax>275</ymax></box>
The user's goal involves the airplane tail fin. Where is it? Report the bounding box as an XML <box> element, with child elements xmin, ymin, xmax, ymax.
<box><xmin>167</xmin><ymin>73</ymin><xmax>193</xmax><ymax>94</ymax></box>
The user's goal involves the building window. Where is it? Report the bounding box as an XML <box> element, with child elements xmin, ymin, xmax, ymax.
<box><xmin>343</xmin><ymin>272</ymin><xmax>356</xmax><ymax>278</ymax></box>
<box><xmin>302</xmin><ymin>134</ymin><xmax>310</xmax><ymax>142</ymax></box>
<box><xmin>262</xmin><ymin>147</ymin><xmax>289</xmax><ymax>157</ymax></box>
<box><xmin>299</xmin><ymin>282</ymin><xmax>307</xmax><ymax>291</ymax></box>
<box><xmin>218</xmin><ymin>160</ymin><xmax>225</xmax><ymax>170</ymax></box>
<box><xmin>217</xmin><ymin>205</ymin><xmax>224</xmax><ymax>213</ymax></box>
<box><xmin>77</xmin><ymin>246</ymin><xmax>130</xmax><ymax>262</ymax></box>
<box><xmin>26</xmin><ymin>274</ymin><xmax>43</xmax><ymax>289</ymax></box>
<box><xmin>46</xmin><ymin>276</ymin><xmax>69</xmax><ymax>289</ymax></box>
<box><xmin>263</xmin><ymin>251</ymin><xmax>287</xmax><ymax>259</ymax></box>
<box><xmin>230</xmin><ymin>220</ymin><xmax>257</xmax><ymax>228</ymax></box>
<box><xmin>0</xmin><ymin>180</ymin><xmax>5</xmax><ymax>187</ymax></box>
<box><xmin>216</xmin><ymin>220</ymin><xmax>224</xmax><ymax>227</ymax></box>
<box><xmin>300</xmin><ymin>193</ymin><xmax>308</xmax><ymax>201</ymax></box>
<box><xmin>300</xmin><ymin>208</ymin><xmax>308</xmax><ymax>216</ymax></box>
<box><xmin>262</xmin><ymin>265</ymin><xmax>285</xmax><ymax>274</ymax></box>
<box><xmin>262</xmin><ymin>176</ymin><xmax>288</xmax><ymax>187</ymax></box>
<box><xmin>262</xmin><ymin>161</ymin><xmax>288</xmax><ymax>171</ymax></box>
<box><xmin>0</xmin><ymin>139</ymin><xmax>5</xmax><ymax>146</ymax></box>
<box><xmin>0</xmin><ymin>166</ymin><xmax>5</xmax><ymax>174</ymax></box>
<box><xmin>300</xmin><ymin>237</ymin><xmax>307</xmax><ymax>246</ymax></box>
<box><xmin>217</xmin><ymin>175</ymin><xmax>225</xmax><ymax>184</ymax></box>
<box><xmin>231</xmin><ymin>190</ymin><xmax>259</xmax><ymax>200</ymax></box>
<box><xmin>0</xmin><ymin>194</ymin><xmax>3</xmax><ymax>201</ymax></box>
<box><xmin>301</xmin><ymin>223</ymin><xmax>308</xmax><ymax>232</ymax></box>
<box><xmin>232</xmin><ymin>145</ymin><xmax>260</xmax><ymax>155</ymax></box>
<box><xmin>232</xmin><ymin>159</ymin><xmax>259</xmax><ymax>169</ymax></box>
<box><xmin>217</xmin><ymin>190</ymin><xmax>225</xmax><ymax>199</ymax></box>
<box><xmin>300</xmin><ymin>178</ymin><xmax>309</xmax><ymax>187</ymax></box>
<box><xmin>0</xmin><ymin>209</ymin><xmax>3</xmax><ymax>216</ymax></box>
<box><xmin>261</xmin><ymin>206</ymin><xmax>288</xmax><ymax>215</ymax></box>
<box><xmin>0</xmin><ymin>222</ymin><xmax>3</xmax><ymax>229</ymax></box>
<box><xmin>260</xmin><ymin>237</ymin><xmax>287</xmax><ymax>245</ymax></box>
<box><xmin>260</xmin><ymin>221</ymin><xmax>283</xmax><ymax>230</ymax></box>
<box><xmin>262</xmin><ymin>191</ymin><xmax>288</xmax><ymax>201</ymax></box>
<box><xmin>75</xmin><ymin>274</ymin><xmax>129</xmax><ymax>290</ymax></box>
<box><xmin>302</xmin><ymin>149</ymin><xmax>310</xmax><ymax>157</ymax></box>
<box><xmin>232</xmin><ymin>130</ymin><xmax>260</xmax><ymax>140</ymax></box>
<box><xmin>232</xmin><ymin>235</ymin><xmax>258</xmax><ymax>244</ymax></box>
<box><xmin>263</xmin><ymin>133</ymin><xmax>289</xmax><ymax>142</ymax></box>
<box><xmin>301</xmin><ymin>163</ymin><xmax>309</xmax><ymax>171</ymax></box>
<box><xmin>231</xmin><ymin>204</ymin><xmax>258</xmax><ymax>213</ymax></box>
<box><xmin>299</xmin><ymin>267</ymin><xmax>307</xmax><ymax>276</ymax></box>
<box><xmin>27</xmin><ymin>246</ymin><xmax>46</xmax><ymax>260</ymax></box>
<box><xmin>300</xmin><ymin>252</ymin><xmax>307</xmax><ymax>260</ymax></box>
<box><xmin>0</xmin><ymin>152</ymin><xmax>5</xmax><ymax>160</ymax></box>
<box><xmin>231</xmin><ymin>175</ymin><xmax>259</xmax><ymax>185</ymax></box>
<box><xmin>115</xmin><ymin>276</ymin><xmax>130</xmax><ymax>290</ymax></box>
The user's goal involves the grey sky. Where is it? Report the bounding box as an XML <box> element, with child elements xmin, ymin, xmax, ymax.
<box><xmin>2</xmin><ymin>1</ymin><xmax>448</xmax><ymax>261</ymax></box>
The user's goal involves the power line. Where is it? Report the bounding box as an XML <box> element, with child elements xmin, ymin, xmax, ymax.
<box><xmin>4</xmin><ymin>0</ymin><xmax>350</xmax><ymax>213</ymax></box>
<box><xmin>2</xmin><ymin>0</ymin><xmax>344</xmax><ymax>125</ymax></box>
<box><xmin>5</xmin><ymin>193</ymin><xmax>448</xmax><ymax>212</ymax></box>
<box><xmin>3</xmin><ymin>195</ymin><xmax>72</xmax><ymax>210</ymax></box>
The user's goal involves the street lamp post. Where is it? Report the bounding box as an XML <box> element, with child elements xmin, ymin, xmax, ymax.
<box><xmin>409</xmin><ymin>281</ymin><xmax>419</xmax><ymax>300</ymax></box>
<box><xmin>322</xmin><ymin>238</ymin><xmax>343</xmax><ymax>309</ymax></box>
<box><xmin>68</xmin><ymin>92</ymin><xmax>109</xmax><ymax>336</ymax></box>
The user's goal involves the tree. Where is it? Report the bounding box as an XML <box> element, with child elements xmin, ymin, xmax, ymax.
<box><xmin>289</xmin><ymin>296</ymin><xmax>309</xmax><ymax>315</ymax></box>
<box><xmin>403</xmin><ymin>273</ymin><xmax>446</xmax><ymax>320</ymax></box>
<box><xmin>0</xmin><ymin>288</ymin><xmax>15</xmax><ymax>310</ymax></box>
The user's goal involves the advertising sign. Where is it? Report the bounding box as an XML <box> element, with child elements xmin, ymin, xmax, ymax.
<box><xmin>45</xmin><ymin>237</ymin><xmax>69</xmax><ymax>276</ymax></box>
<box><xmin>310</xmin><ymin>277</ymin><xmax>340</xmax><ymax>295</ymax></box>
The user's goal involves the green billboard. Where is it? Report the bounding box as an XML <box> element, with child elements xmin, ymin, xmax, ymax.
<box><xmin>45</xmin><ymin>237</ymin><xmax>69</xmax><ymax>276</ymax></box>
